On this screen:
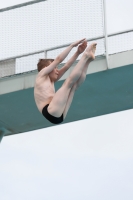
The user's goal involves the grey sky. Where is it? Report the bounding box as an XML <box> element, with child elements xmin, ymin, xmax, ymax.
<box><xmin>0</xmin><ymin>1</ymin><xmax>133</xmax><ymax>200</ymax></box>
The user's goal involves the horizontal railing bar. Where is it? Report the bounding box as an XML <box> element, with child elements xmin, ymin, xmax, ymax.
<box><xmin>0</xmin><ymin>0</ymin><xmax>47</xmax><ymax>12</ymax></box>
<box><xmin>108</xmin><ymin>28</ymin><xmax>133</xmax><ymax>37</ymax></box>
<box><xmin>0</xmin><ymin>36</ymin><xmax>103</xmax><ymax>62</ymax></box>
<box><xmin>0</xmin><ymin>28</ymin><xmax>133</xmax><ymax>62</ymax></box>
<box><xmin>44</xmin><ymin>36</ymin><xmax>104</xmax><ymax>51</ymax></box>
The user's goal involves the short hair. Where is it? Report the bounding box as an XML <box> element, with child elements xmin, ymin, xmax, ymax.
<box><xmin>37</xmin><ymin>59</ymin><xmax>54</xmax><ymax>72</ymax></box>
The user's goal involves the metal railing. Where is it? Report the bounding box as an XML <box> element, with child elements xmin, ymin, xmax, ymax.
<box><xmin>0</xmin><ymin>0</ymin><xmax>47</xmax><ymax>12</ymax></box>
<box><xmin>0</xmin><ymin>0</ymin><xmax>133</xmax><ymax>77</ymax></box>
<box><xmin>0</xmin><ymin>29</ymin><xmax>133</xmax><ymax>63</ymax></box>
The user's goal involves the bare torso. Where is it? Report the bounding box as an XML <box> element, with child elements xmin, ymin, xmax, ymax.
<box><xmin>34</xmin><ymin>73</ymin><xmax>55</xmax><ymax>113</ymax></box>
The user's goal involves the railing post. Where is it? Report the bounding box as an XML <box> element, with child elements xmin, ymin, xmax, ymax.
<box><xmin>103</xmin><ymin>0</ymin><xmax>110</xmax><ymax>69</ymax></box>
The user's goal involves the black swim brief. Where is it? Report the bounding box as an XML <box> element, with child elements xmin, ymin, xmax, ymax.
<box><xmin>42</xmin><ymin>104</ymin><xmax>63</xmax><ymax>124</ymax></box>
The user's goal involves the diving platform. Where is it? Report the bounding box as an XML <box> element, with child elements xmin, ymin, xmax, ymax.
<box><xmin>0</xmin><ymin>50</ymin><xmax>133</xmax><ymax>138</ymax></box>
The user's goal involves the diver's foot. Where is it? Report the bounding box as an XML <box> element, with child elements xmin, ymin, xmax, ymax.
<box><xmin>84</xmin><ymin>42</ymin><xmax>97</xmax><ymax>61</ymax></box>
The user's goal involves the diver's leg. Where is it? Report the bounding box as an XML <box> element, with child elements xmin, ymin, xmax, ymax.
<box><xmin>63</xmin><ymin>59</ymin><xmax>91</xmax><ymax>119</ymax></box>
<box><xmin>48</xmin><ymin>43</ymin><xmax>97</xmax><ymax>117</ymax></box>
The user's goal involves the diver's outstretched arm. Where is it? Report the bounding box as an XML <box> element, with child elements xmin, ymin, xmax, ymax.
<box><xmin>57</xmin><ymin>38</ymin><xmax>86</xmax><ymax>63</ymax></box>
<box><xmin>57</xmin><ymin>40</ymin><xmax>87</xmax><ymax>80</ymax></box>
<box><xmin>39</xmin><ymin>38</ymin><xmax>86</xmax><ymax>77</ymax></box>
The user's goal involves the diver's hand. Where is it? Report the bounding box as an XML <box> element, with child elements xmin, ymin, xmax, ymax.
<box><xmin>70</xmin><ymin>38</ymin><xmax>86</xmax><ymax>48</ymax></box>
<box><xmin>77</xmin><ymin>40</ymin><xmax>87</xmax><ymax>54</ymax></box>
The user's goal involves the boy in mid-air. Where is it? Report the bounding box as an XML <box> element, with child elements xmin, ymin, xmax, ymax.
<box><xmin>34</xmin><ymin>38</ymin><xmax>97</xmax><ymax>124</ymax></box>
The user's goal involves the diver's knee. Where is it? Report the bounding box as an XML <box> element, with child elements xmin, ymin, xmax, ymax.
<box><xmin>64</xmin><ymin>77</ymin><xmax>75</xmax><ymax>89</ymax></box>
